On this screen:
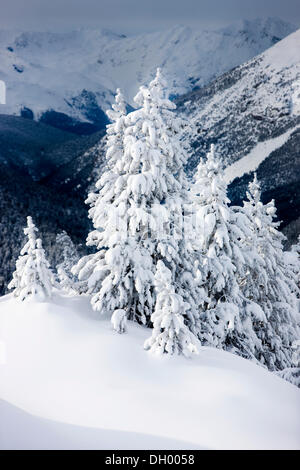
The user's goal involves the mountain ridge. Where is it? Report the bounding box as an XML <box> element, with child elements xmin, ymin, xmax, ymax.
<box><xmin>0</xmin><ymin>17</ymin><xmax>296</xmax><ymax>133</ymax></box>
<box><xmin>176</xmin><ymin>28</ymin><xmax>300</xmax><ymax>232</ymax></box>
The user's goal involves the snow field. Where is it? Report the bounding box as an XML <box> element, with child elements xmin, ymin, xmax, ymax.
<box><xmin>0</xmin><ymin>292</ymin><xmax>299</xmax><ymax>449</ymax></box>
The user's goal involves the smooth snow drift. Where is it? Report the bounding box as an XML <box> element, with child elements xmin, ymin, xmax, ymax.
<box><xmin>0</xmin><ymin>292</ymin><xmax>299</xmax><ymax>450</ymax></box>
<box><xmin>0</xmin><ymin>400</ymin><xmax>200</xmax><ymax>450</ymax></box>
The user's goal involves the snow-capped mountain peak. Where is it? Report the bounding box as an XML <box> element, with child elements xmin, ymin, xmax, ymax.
<box><xmin>0</xmin><ymin>17</ymin><xmax>296</xmax><ymax>130</ymax></box>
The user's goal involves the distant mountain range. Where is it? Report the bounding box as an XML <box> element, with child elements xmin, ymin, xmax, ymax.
<box><xmin>177</xmin><ymin>28</ymin><xmax>300</xmax><ymax>234</ymax></box>
<box><xmin>0</xmin><ymin>17</ymin><xmax>296</xmax><ymax>134</ymax></box>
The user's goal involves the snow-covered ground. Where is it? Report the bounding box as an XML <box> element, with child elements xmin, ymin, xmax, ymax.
<box><xmin>0</xmin><ymin>292</ymin><xmax>299</xmax><ymax>450</ymax></box>
<box><xmin>0</xmin><ymin>17</ymin><xmax>295</xmax><ymax>120</ymax></box>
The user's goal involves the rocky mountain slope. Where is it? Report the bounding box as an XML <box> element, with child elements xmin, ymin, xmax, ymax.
<box><xmin>177</xmin><ymin>28</ymin><xmax>300</xmax><ymax>231</ymax></box>
<box><xmin>0</xmin><ymin>18</ymin><xmax>296</xmax><ymax>133</ymax></box>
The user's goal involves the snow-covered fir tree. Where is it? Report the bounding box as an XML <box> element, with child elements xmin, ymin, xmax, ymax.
<box><xmin>8</xmin><ymin>216</ymin><xmax>55</xmax><ymax>301</ymax></box>
<box><xmin>192</xmin><ymin>145</ymin><xmax>266</xmax><ymax>361</ymax></box>
<box><xmin>74</xmin><ymin>70</ymin><xmax>202</xmax><ymax>329</ymax></box>
<box><xmin>129</xmin><ymin>68</ymin><xmax>204</xmax><ymax>331</ymax></box>
<box><xmin>289</xmin><ymin>235</ymin><xmax>300</xmax><ymax>290</ymax></box>
<box><xmin>243</xmin><ymin>174</ymin><xmax>300</xmax><ymax>370</ymax></box>
<box><xmin>144</xmin><ymin>260</ymin><xmax>199</xmax><ymax>356</ymax></box>
<box><xmin>291</xmin><ymin>235</ymin><xmax>300</xmax><ymax>257</ymax></box>
<box><xmin>72</xmin><ymin>87</ymin><xmax>154</xmax><ymax>323</ymax></box>
<box><xmin>56</xmin><ymin>231</ymin><xmax>80</xmax><ymax>294</ymax></box>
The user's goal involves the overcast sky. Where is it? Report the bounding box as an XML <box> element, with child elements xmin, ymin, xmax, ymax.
<box><xmin>0</xmin><ymin>0</ymin><xmax>299</xmax><ymax>33</ymax></box>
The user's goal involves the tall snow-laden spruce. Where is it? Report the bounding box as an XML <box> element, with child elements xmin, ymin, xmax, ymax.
<box><xmin>192</xmin><ymin>145</ymin><xmax>266</xmax><ymax>360</ymax></box>
<box><xmin>73</xmin><ymin>70</ymin><xmax>202</xmax><ymax>329</ymax></box>
<box><xmin>290</xmin><ymin>235</ymin><xmax>300</xmax><ymax>291</ymax></box>
<box><xmin>130</xmin><ymin>68</ymin><xmax>203</xmax><ymax>332</ymax></box>
<box><xmin>144</xmin><ymin>260</ymin><xmax>199</xmax><ymax>356</ymax></box>
<box><xmin>72</xmin><ymin>87</ymin><xmax>154</xmax><ymax>321</ymax></box>
<box><xmin>243</xmin><ymin>174</ymin><xmax>300</xmax><ymax>370</ymax></box>
<box><xmin>8</xmin><ymin>216</ymin><xmax>55</xmax><ymax>301</ymax></box>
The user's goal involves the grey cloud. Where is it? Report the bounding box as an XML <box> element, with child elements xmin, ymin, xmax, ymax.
<box><xmin>0</xmin><ymin>0</ymin><xmax>299</xmax><ymax>33</ymax></box>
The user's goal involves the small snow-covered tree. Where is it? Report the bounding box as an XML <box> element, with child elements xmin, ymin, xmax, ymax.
<box><xmin>111</xmin><ymin>309</ymin><xmax>127</xmax><ymax>333</ymax></box>
<box><xmin>56</xmin><ymin>231</ymin><xmax>80</xmax><ymax>294</ymax></box>
<box><xmin>192</xmin><ymin>146</ymin><xmax>265</xmax><ymax>361</ymax></box>
<box><xmin>8</xmin><ymin>216</ymin><xmax>55</xmax><ymax>301</ymax></box>
<box><xmin>144</xmin><ymin>261</ymin><xmax>199</xmax><ymax>357</ymax></box>
<box><xmin>74</xmin><ymin>71</ymin><xmax>203</xmax><ymax>328</ymax></box>
<box><xmin>243</xmin><ymin>175</ymin><xmax>300</xmax><ymax>370</ymax></box>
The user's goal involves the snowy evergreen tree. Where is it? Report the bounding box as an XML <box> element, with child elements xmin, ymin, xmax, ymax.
<box><xmin>291</xmin><ymin>235</ymin><xmax>300</xmax><ymax>257</ymax></box>
<box><xmin>8</xmin><ymin>216</ymin><xmax>55</xmax><ymax>301</ymax></box>
<box><xmin>74</xmin><ymin>71</ymin><xmax>202</xmax><ymax>328</ymax></box>
<box><xmin>72</xmin><ymin>87</ymin><xmax>154</xmax><ymax>323</ymax></box>
<box><xmin>144</xmin><ymin>261</ymin><xmax>199</xmax><ymax>356</ymax></box>
<box><xmin>243</xmin><ymin>175</ymin><xmax>300</xmax><ymax>370</ymax></box>
<box><xmin>56</xmin><ymin>231</ymin><xmax>80</xmax><ymax>294</ymax></box>
<box><xmin>192</xmin><ymin>146</ymin><xmax>266</xmax><ymax>360</ymax></box>
<box><xmin>289</xmin><ymin>235</ymin><xmax>300</xmax><ymax>291</ymax></box>
<box><xmin>129</xmin><ymin>68</ymin><xmax>203</xmax><ymax>330</ymax></box>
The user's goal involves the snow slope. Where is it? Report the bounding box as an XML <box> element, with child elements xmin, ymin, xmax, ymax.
<box><xmin>224</xmin><ymin>124</ymin><xmax>300</xmax><ymax>184</ymax></box>
<box><xmin>176</xmin><ymin>28</ymin><xmax>300</xmax><ymax>232</ymax></box>
<box><xmin>0</xmin><ymin>400</ymin><xmax>200</xmax><ymax>450</ymax></box>
<box><xmin>178</xmin><ymin>27</ymin><xmax>300</xmax><ymax>170</ymax></box>
<box><xmin>0</xmin><ymin>18</ymin><xmax>295</xmax><ymax>122</ymax></box>
<box><xmin>0</xmin><ymin>293</ymin><xmax>299</xmax><ymax>450</ymax></box>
